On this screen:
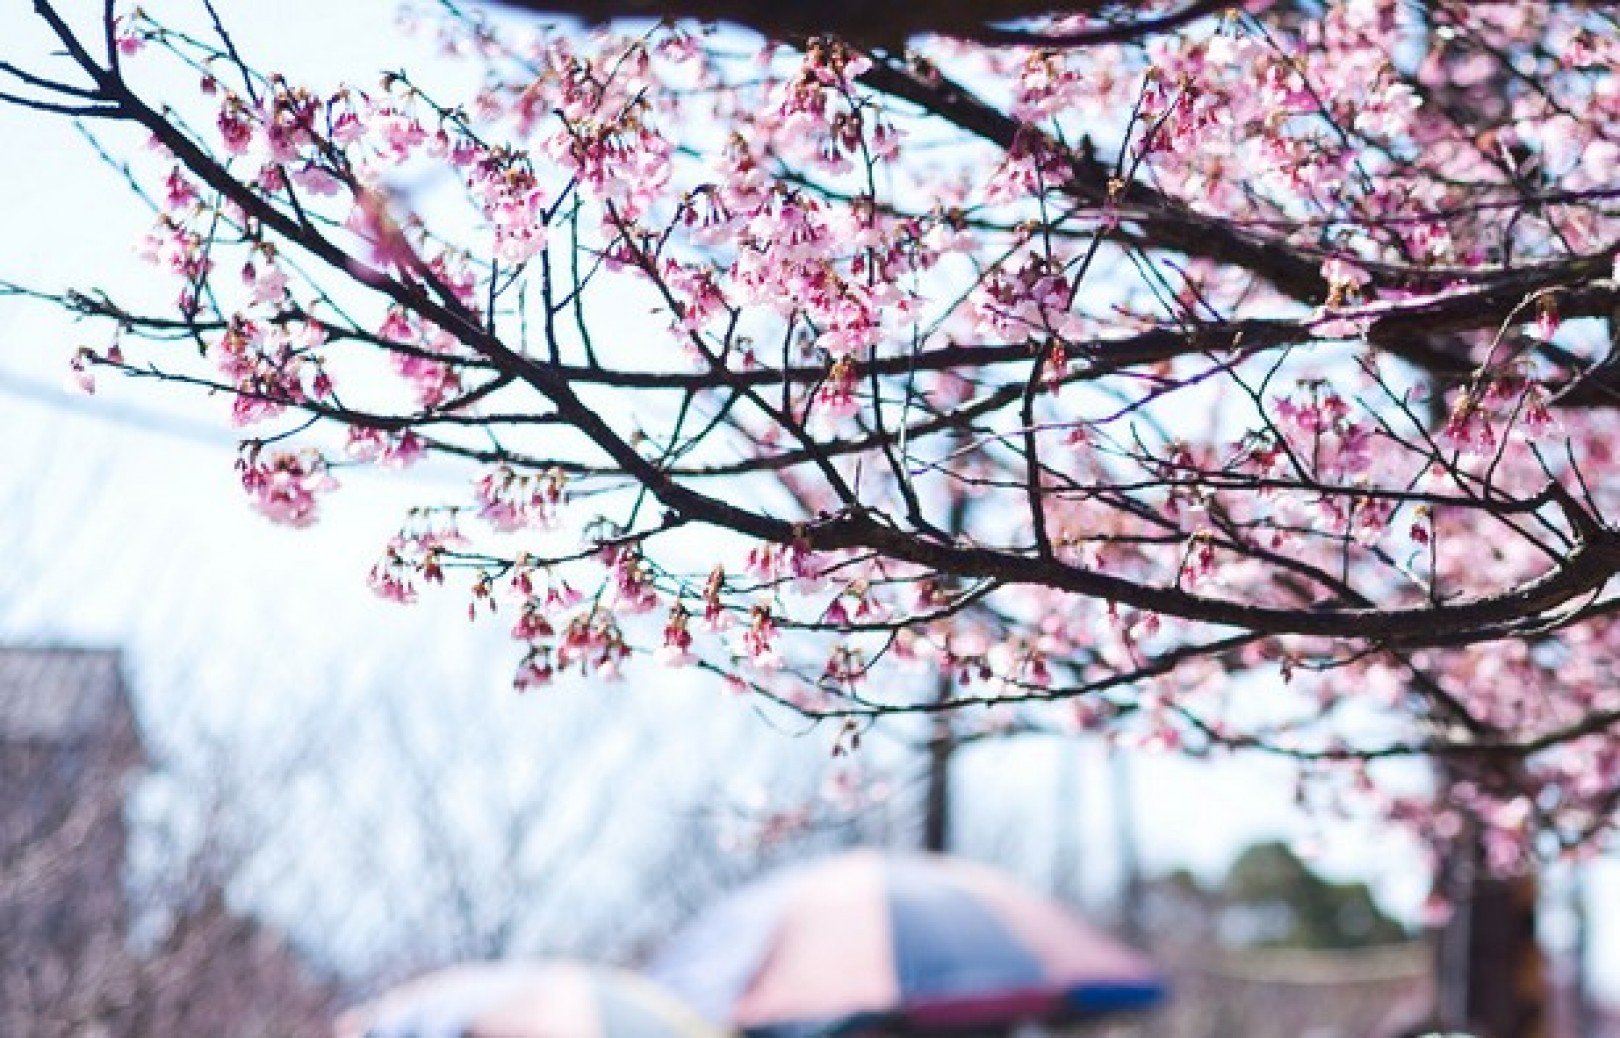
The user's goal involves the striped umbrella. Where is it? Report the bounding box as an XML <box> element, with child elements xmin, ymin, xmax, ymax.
<box><xmin>648</xmin><ymin>850</ymin><xmax>1164</xmax><ymax>1036</ymax></box>
<box><xmin>336</xmin><ymin>961</ymin><xmax>730</xmax><ymax>1038</ymax></box>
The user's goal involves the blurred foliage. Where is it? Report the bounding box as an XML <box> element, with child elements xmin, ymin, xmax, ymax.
<box><xmin>1216</xmin><ymin>841</ymin><xmax>1409</xmax><ymax>950</ymax></box>
<box><xmin>1147</xmin><ymin>840</ymin><xmax>1409</xmax><ymax>951</ymax></box>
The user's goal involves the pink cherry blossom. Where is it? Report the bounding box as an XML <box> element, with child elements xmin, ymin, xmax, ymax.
<box><xmin>236</xmin><ymin>448</ymin><xmax>336</xmax><ymax>527</ymax></box>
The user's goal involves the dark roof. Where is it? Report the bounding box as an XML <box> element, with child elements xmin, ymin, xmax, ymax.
<box><xmin>0</xmin><ymin>647</ymin><xmax>129</xmax><ymax>743</ymax></box>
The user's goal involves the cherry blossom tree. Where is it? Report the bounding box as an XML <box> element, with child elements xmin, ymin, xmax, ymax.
<box><xmin>6</xmin><ymin>0</ymin><xmax>1620</xmax><ymax>880</ymax></box>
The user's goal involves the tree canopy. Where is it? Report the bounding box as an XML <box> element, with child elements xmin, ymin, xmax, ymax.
<box><xmin>5</xmin><ymin>0</ymin><xmax>1620</xmax><ymax>870</ymax></box>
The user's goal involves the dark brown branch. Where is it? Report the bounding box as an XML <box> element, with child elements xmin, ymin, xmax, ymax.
<box><xmin>484</xmin><ymin>0</ymin><xmax>1235</xmax><ymax>48</ymax></box>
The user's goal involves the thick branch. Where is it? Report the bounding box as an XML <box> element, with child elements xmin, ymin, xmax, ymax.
<box><xmin>487</xmin><ymin>0</ymin><xmax>1233</xmax><ymax>47</ymax></box>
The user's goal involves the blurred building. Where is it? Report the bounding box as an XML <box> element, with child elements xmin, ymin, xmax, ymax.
<box><xmin>0</xmin><ymin>646</ymin><xmax>337</xmax><ymax>1037</ymax></box>
<box><xmin>0</xmin><ymin>648</ymin><xmax>142</xmax><ymax>1035</ymax></box>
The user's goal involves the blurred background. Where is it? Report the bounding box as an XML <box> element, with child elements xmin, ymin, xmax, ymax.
<box><xmin>3</xmin><ymin>2</ymin><xmax>1620</xmax><ymax>1036</ymax></box>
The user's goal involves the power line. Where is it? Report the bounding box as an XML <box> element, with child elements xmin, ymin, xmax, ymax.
<box><xmin>0</xmin><ymin>366</ymin><xmax>468</xmax><ymax>488</ymax></box>
<box><xmin>0</xmin><ymin>367</ymin><xmax>230</xmax><ymax>448</ymax></box>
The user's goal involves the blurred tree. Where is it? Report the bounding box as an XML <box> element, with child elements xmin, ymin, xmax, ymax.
<box><xmin>1219</xmin><ymin>841</ymin><xmax>1408</xmax><ymax>951</ymax></box>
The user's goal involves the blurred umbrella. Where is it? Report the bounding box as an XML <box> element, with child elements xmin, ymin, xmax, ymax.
<box><xmin>649</xmin><ymin>849</ymin><xmax>1164</xmax><ymax>1036</ymax></box>
<box><xmin>336</xmin><ymin>961</ymin><xmax>729</xmax><ymax>1038</ymax></box>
